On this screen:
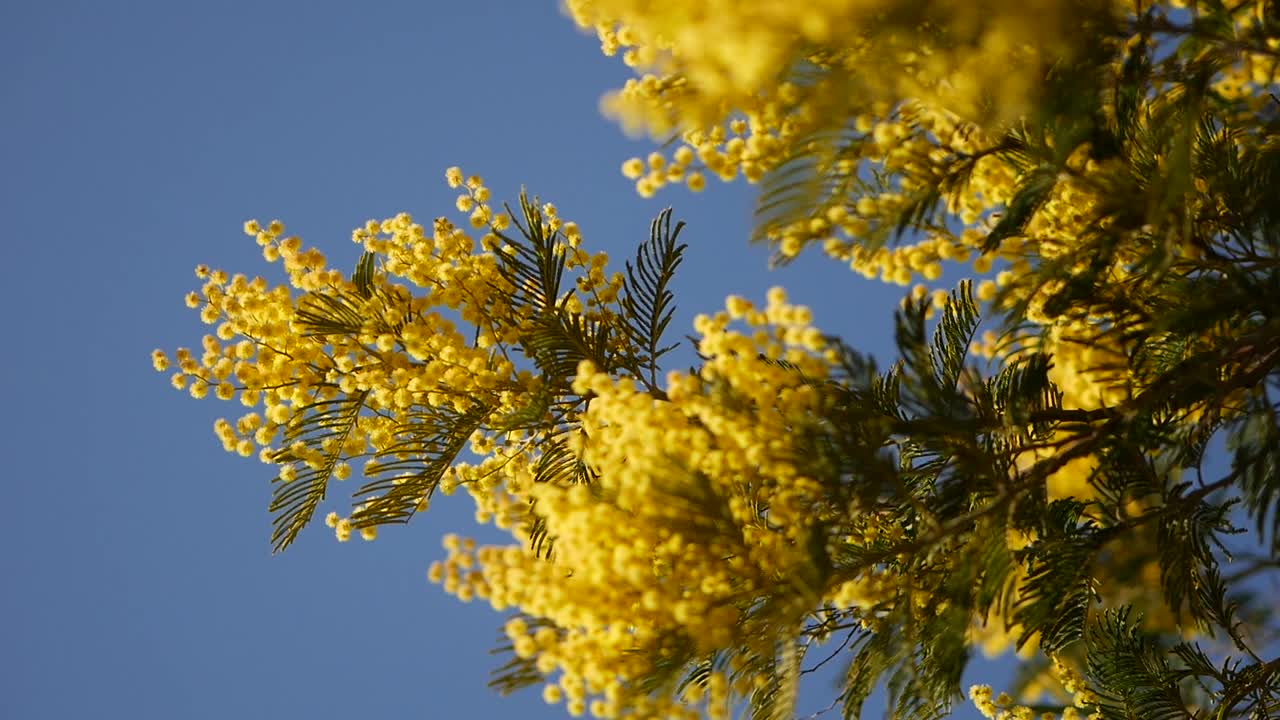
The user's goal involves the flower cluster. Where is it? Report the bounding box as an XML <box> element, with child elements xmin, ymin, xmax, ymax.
<box><xmin>153</xmin><ymin>169</ymin><xmax>632</xmax><ymax>548</ymax></box>
<box><xmin>158</xmin><ymin>164</ymin><xmax>927</xmax><ymax>716</ymax></box>
<box><xmin>968</xmin><ymin>655</ymin><xmax>1103</xmax><ymax>720</ymax></box>
<box><xmin>427</xmin><ymin>290</ymin><xmax>896</xmax><ymax>719</ymax></box>
<box><xmin>560</xmin><ymin>1</ymin><xmax>1279</xmax><ymax>671</ymax></box>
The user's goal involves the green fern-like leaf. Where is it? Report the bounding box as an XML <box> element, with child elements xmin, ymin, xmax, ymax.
<box><xmin>892</xmin><ymin>280</ymin><xmax>980</xmax><ymax>419</ymax></box>
<box><xmin>983</xmin><ymin>167</ymin><xmax>1058</xmax><ymax>252</ymax></box>
<box><xmin>488</xmin><ymin>618</ymin><xmax>561</xmax><ymax>696</ymax></box>
<box><xmin>753</xmin><ymin>125</ymin><xmax>865</xmax><ymax>248</ymax></box>
<box><xmin>1012</xmin><ymin>499</ymin><xmax>1102</xmax><ymax>654</ymax></box>
<box><xmin>931</xmin><ymin>280</ymin><xmax>980</xmax><ymax>392</ymax></box>
<box><xmin>1084</xmin><ymin>607</ymin><xmax>1196</xmax><ymax>720</ymax></box>
<box><xmin>524</xmin><ymin>432</ymin><xmax>596</xmax><ymax>559</ymax></box>
<box><xmin>268</xmin><ymin>388</ymin><xmax>370</xmax><ymax>553</ymax></box>
<box><xmin>519</xmin><ymin>308</ymin><xmax>616</xmax><ymax>383</ymax></box>
<box><xmin>494</xmin><ymin>191</ymin><xmax>567</xmax><ymax>314</ymax></box>
<box><xmin>351</xmin><ymin>401</ymin><xmax>493</xmax><ymax>528</ymax></box>
<box><xmin>491</xmin><ymin>191</ymin><xmax>623</xmax><ymax>386</ymax></box>
<box><xmin>973</xmin><ymin>517</ymin><xmax>1017</xmax><ymax>624</ymax></box>
<box><xmin>1156</xmin><ymin>481</ymin><xmax>1237</xmax><ymax>626</ymax></box>
<box><xmin>841</xmin><ymin>629</ymin><xmax>897</xmax><ymax>720</ymax></box>
<box><xmin>491</xmin><ymin>386</ymin><xmax>553</xmax><ymax>433</ymax></box>
<box><xmin>1229</xmin><ymin>395</ymin><xmax>1280</xmax><ymax>555</ymax></box>
<box><xmin>351</xmin><ymin>251</ymin><xmax>376</xmax><ymax>297</ymax></box>
<box><xmin>293</xmin><ymin>289</ymin><xmax>368</xmax><ymax>338</ymax></box>
<box><xmin>738</xmin><ymin>638</ymin><xmax>804</xmax><ymax>720</ymax></box>
<box><xmin>620</xmin><ymin>208</ymin><xmax>686</xmax><ymax>387</ymax></box>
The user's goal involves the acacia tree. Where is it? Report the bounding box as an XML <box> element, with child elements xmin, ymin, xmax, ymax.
<box><xmin>154</xmin><ymin>1</ymin><xmax>1280</xmax><ymax>718</ymax></box>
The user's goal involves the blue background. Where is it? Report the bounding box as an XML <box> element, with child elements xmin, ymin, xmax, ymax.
<box><xmin>2</xmin><ymin>2</ymin><xmax>999</xmax><ymax>718</ymax></box>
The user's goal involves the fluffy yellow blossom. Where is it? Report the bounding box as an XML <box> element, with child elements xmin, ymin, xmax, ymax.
<box><xmin>414</xmin><ymin>287</ymin><xmax>869</xmax><ymax>717</ymax></box>
<box><xmin>158</xmin><ymin>167</ymin><xmax>581</xmax><ymax>551</ymax></box>
<box><xmin>970</xmin><ymin>656</ymin><xmax>1104</xmax><ymax>720</ymax></box>
<box><xmin>552</xmin><ymin>2</ymin><xmax>1272</xmax><ymax>670</ymax></box>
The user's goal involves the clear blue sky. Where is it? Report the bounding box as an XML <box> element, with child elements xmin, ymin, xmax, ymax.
<box><xmin>1</xmin><ymin>3</ymin><xmax>996</xmax><ymax>718</ymax></box>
